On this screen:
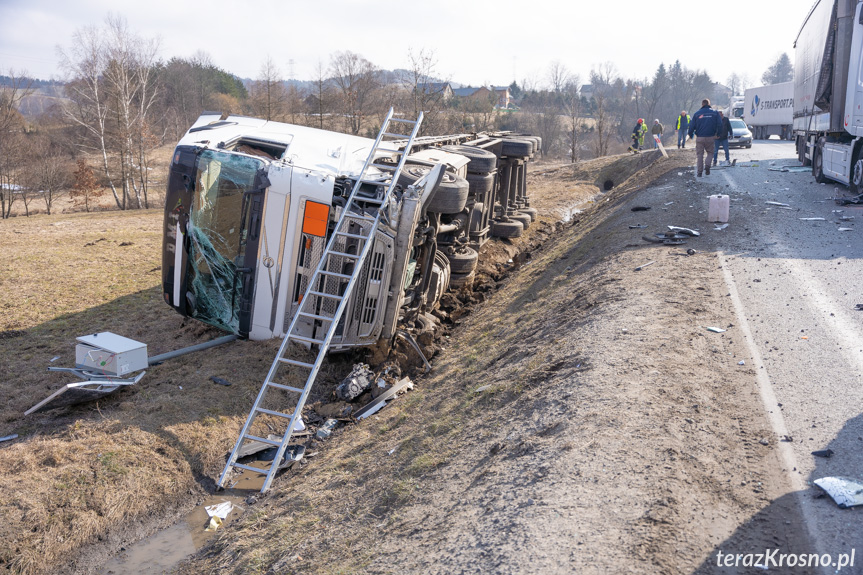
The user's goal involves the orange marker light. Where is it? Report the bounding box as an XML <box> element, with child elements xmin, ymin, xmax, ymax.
<box><xmin>302</xmin><ymin>201</ymin><xmax>330</xmax><ymax>237</ymax></box>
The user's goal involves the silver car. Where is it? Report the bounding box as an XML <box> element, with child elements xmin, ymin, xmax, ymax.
<box><xmin>729</xmin><ymin>118</ymin><xmax>752</xmax><ymax>148</ymax></box>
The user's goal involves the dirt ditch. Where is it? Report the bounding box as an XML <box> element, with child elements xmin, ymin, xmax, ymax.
<box><xmin>1</xmin><ymin>149</ymin><xmax>711</xmax><ymax>574</ymax></box>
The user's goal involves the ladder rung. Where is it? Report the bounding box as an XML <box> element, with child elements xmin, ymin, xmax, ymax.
<box><xmin>255</xmin><ymin>407</ymin><xmax>294</xmax><ymax>418</ymax></box>
<box><xmin>326</xmin><ymin>250</ymin><xmax>360</xmax><ymax>259</ymax></box>
<box><xmin>268</xmin><ymin>381</ymin><xmax>304</xmax><ymax>393</ymax></box>
<box><xmin>351</xmin><ymin>197</ymin><xmax>384</xmax><ymax>205</ymax></box>
<box><xmin>389</xmin><ymin>118</ymin><xmax>417</xmax><ymax>124</ymax></box>
<box><xmin>288</xmin><ymin>334</ymin><xmax>326</xmax><ymax>345</ymax></box>
<box><xmin>277</xmin><ymin>358</ymin><xmax>315</xmax><ymax>369</ymax></box>
<box><xmin>307</xmin><ymin>290</ymin><xmax>344</xmax><ymax>299</ymax></box>
<box><xmin>231</xmin><ymin>462</ymin><xmax>269</xmax><ymax>474</ymax></box>
<box><xmin>335</xmin><ymin>231</ymin><xmax>369</xmax><ymax>240</ymax></box>
<box><xmin>317</xmin><ymin>270</ymin><xmax>352</xmax><ymax>280</ymax></box>
<box><xmin>298</xmin><ymin>310</ymin><xmax>338</xmax><ymax>320</ymax></box>
<box><xmin>369</xmin><ymin>163</ymin><xmax>395</xmax><ymax>171</ymax></box>
<box><xmin>375</xmin><ymin>147</ymin><xmax>404</xmax><ymax>154</ymax></box>
<box><xmin>382</xmin><ymin>132</ymin><xmax>409</xmax><ymax>138</ymax></box>
<box><xmin>244</xmin><ymin>434</ymin><xmax>281</xmax><ymax>447</ymax></box>
<box><xmin>359</xmin><ymin>178</ymin><xmax>390</xmax><ymax>185</ymax></box>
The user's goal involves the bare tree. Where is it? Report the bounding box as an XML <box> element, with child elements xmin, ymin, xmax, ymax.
<box><xmin>562</xmin><ymin>77</ymin><xmax>587</xmax><ymax>163</ymax></box>
<box><xmin>249</xmin><ymin>56</ymin><xmax>288</xmax><ymax>121</ymax></box>
<box><xmin>0</xmin><ymin>69</ymin><xmax>33</xmax><ymax>218</ymax></box>
<box><xmin>547</xmin><ymin>61</ymin><xmax>570</xmax><ymax>93</ymax></box>
<box><xmin>403</xmin><ymin>48</ymin><xmax>448</xmax><ymax>135</ymax></box>
<box><xmin>310</xmin><ymin>60</ymin><xmax>334</xmax><ymax>130</ymax></box>
<box><xmin>589</xmin><ymin>63</ymin><xmax>621</xmax><ymax>157</ymax></box>
<box><xmin>20</xmin><ymin>134</ymin><xmax>71</xmax><ymax>215</ymax></box>
<box><xmin>329</xmin><ymin>51</ymin><xmax>379</xmax><ymax>135</ymax></box>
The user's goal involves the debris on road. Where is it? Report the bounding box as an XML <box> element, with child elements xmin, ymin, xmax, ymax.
<box><xmin>668</xmin><ymin>226</ymin><xmax>700</xmax><ymax>236</ymax></box>
<box><xmin>210</xmin><ymin>376</ymin><xmax>232</xmax><ymax>386</ymax></box>
<box><xmin>799</xmin><ymin>217</ymin><xmax>826</xmax><ymax>221</ymax></box>
<box><xmin>628</xmin><ymin>224</ymin><xmax>648</xmax><ymax>229</ymax></box>
<box><xmin>812</xmin><ymin>449</ymin><xmax>834</xmax><ymax>458</ymax></box>
<box><xmin>705</xmin><ymin>326</ymin><xmax>726</xmax><ymax>333</ymax></box>
<box><xmin>686</xmin><ymin>248</ymin><xmax>696</xmax><ymax>255</ymax></box>
<box><xmin>315</xmin><ymin>419</ymin><xmax>341</xmax><ymax>440</ymax></box>
<box><xmin>631</xmin><ymin>206</ymin><xmax>651</xmax><ymax>212</ymax></box>
<box><xmin>813</xmin><ymin>477</ymin><xmax>863</xmax><ymax>508</ymax></box>
<box><xmin>738</xmin><ymin>360</ymin><xmax>746</xmax><ymax>366</ymax></box>
<box><xmin>0</xmin><ymin>434</ymin><xmax>18</xmax><ymax>443</ymax></box>
<box><xmin>765</xmin><ymin>201</ymin><xmax>790</xmax><ymax>207</ymax></box>
<box><xmin>714</xmin><ymin>223</ymin><xmax>729</xmax><ymax>231</ymax></box>
<box><xmin>634</xmin><ymin>261</ymin><xmax>655</xmax><ymax>271</ymax></box>
<box><xmin>855</xmin><ymin>304</ymin><xmax>863</xmax><ymax>311</ymax></box>
<box><xmin>838</xmin><ymin>227</ymin><xmax>853</xmax><ymax>231</ymax></box>
<box><xmin>204</xmin><ymin>501</ymin><xmax>234</xmax><ymax>531</ymax></box>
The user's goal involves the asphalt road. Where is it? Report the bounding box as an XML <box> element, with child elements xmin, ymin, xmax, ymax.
<box><xmin>694</xmin><ymin>139</ymin><xmax>863</xmax><ymax>572</ymax></box>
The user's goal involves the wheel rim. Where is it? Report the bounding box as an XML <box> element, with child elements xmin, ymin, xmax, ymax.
<box><xmin>853</xmin><ymin>159</ymin><xmax>863</xmax><ymax>187</ymax></box>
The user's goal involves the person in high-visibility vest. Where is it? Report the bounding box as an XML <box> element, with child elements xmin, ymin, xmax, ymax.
<box><xmin>630</xmin><ymin>118</ymin><xmax>648</xmax><ymax>152</ymax></box>
<box><xmin>676</xmin><ymin>111</ymin><xmax>691</xmax><ymax>149</ymax></box>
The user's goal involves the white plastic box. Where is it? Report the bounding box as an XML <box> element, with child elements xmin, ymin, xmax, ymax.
<box><xmin>708</xmin><ymin>195</ymin><xmax>730</xmax><ymax>223</ymax></box>
<box><xmin>75</xmin><ymin>332</ymin><xmax>148</xmax><ymax>376</ymax></box>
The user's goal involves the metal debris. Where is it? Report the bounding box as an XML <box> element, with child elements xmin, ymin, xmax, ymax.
<box><xmin>765</xmin><ymin>201</ymin><xmax>790</xmax><ymax>207</ymax></box>
<box><xmin>799</xmin><ymin>217</ymin><xmax>826</xmax><ymax>221</ymax></box>
<box><xmin>634</xmin><ymin>261</ymin><xmax>655</xmax><ymax>271</ymax></box>
<box><xmin>705</xmin><ymin>326</ymin><xmax>726</xmax><ymax>333</ymax></box>
<box><xmin>335</xmin><ymin>363</ymin><xmax>374</xmax><ymax>401</ymax></box>
<box><xmin>0</xmin><ymin>434</ymin><xmax>18</xmax><ymax>443</ymax></box>
<box><xmin>355</xmin><ymin>377</ymin><xmax>414</xmax><ymax>420</ymax></box>
<box><xmin>813</xmin><ymin>477</ymin><xmax>863</xmax><ymax>508</ymax></box>
<box><xmin>667</xmin><ymin>226</ymin><xmax>700</xmax><ymax>236</ymax></box>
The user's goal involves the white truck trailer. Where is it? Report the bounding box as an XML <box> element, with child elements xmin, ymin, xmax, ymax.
<box><xmin>794</xmin><ymin>0</ymin><xmax>863</xmax><ymax>193</ymax></box>
<box><xmin>743</xmin><ymin>82</ymin><xmax>794</xmax><ymax>140</ymax></box>
<box><xmin>725</xmin><ymin>95</ymin><xmax>745</xmax><ymax>121</ymax></box>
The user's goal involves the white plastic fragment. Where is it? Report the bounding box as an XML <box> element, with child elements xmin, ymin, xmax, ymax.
<box><xmin>738</xmin><ymin>360</ymin><xmax>745</xmax><ymax>365</ymax></box>
<box><xmin>799</xmin><ymin>217</ymin><xmax>826</xmax><ymax>221</ymax></box>
<box><xmin>765</xmin><ymin>201</ymin><xmax>789</xmax><ymax>207</ymax></box>
<box><xmin>705</xmin><ymin>326</ymin><xmax>726</xmax><ymax>333</ymax></box>
<box><xmin>813</xmin><ymin>477</ymin><xmax>863</xmax><ymax>508</ymax></box>
<box><xmin>838</xmin><ymin>228</ymin><xmax>853</xmax><ymax>232</ymax></box>
<box><xmin>714</xmin><ymin>224</ymin><xmax>729</xmax><ymax>231</ymax></box>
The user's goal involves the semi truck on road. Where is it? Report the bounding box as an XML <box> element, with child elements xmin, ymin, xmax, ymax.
<box><xmin>794</xmin><ymin>0</ymin><xmax>863</xmax><ymax>194</ymax></box>
<box><xmin>743</xmin><ymin>82</ymin><xmax>794</xmax><ymax>140</ymax></box>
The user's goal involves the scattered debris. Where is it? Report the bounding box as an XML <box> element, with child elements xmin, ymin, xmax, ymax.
<box><xmin>705</xmin><ymin>326</ymin><xmax>726</xmax><ymax>333</ymax></box>
<box><xmin>765</xmin><ymin>201</ymin><xmax>790</xmax><ymax>207</ymax></box>
<box><xmin>634</xmin><ymin>261</ymin><xmax>655</xmax><ymax>271</ymax></box>
<box><xmin>714</xmin><ymin>223</ymin><xmax>729</xmax><ymax>231</ymax></box>
<box><xmin>667</xmin><ymin>226</ymin><xmax>700</xmax><ymax>237</ymax></box>
<box><xmin>781</xmin><ymin>435</ymin><xmax>794</xmax><ymax>442</ymax></box>
<box><xmin>50</xmin><ymin>356</ymin><xmax>60</xmax><ymax>363</ymax></box>
<box><xmin>738</xmin><ymin>360</ymin><xmax>746</xmax><ymax>366</ymax></box>
<box><xmin>0</xmin><ymin>434</ymin><xmax>18</xmax><ymax>443</ymax></box>
<box><xmin>759</xmin><ymin>438</ymin><xmax>769</xmax><ymax>446</ymax></box>
<box><xmin>856</xmin><ymin>304</ymin><xmax>863</xmax><ymax>311</ymax></box>
<box><xmin>204</xmin><ymin>501</ymin><xmax>234</xmax><ymax>531</ymax></box>
<box><xmin>664</xmin><ymin>201</ymin><xmax>674</xmax><ymax>206</ymax></box>
<box><xmin>812</xmin><ymin>449</ymin><xmax>834</xmax><ymax>458</ymax></box>
<box><xmin>813</xmin><ymin>477</ymin><xmax>863</xmax><ymax>508</ymax></box>
<box><xmin>631</xmin><ymin>206</ymin><xmax>651</xmax><ymax>212</ymax></box>
<box><xmin>474</xmin><ymin>384</ymin><xmax>492</xmax><ymax>394</ymax></box>
<box><xmin>839</xmin><ymin>215</ymin><xmax>855</xmax><ymax>221</ymax></box>
<box><xmin>838</xmin><ymin>227</ymin><xmax>853</xmax><ymax>232</ymax></box>
<box><xmin>210</xmin><ymin>376</ymin><xmax>232</xmax><ymax>386</ymax></box>
<box><xmin>628</xmin><ymin>224</ymin><xmax>648</xmax><ymax>229</ymax></box>
<box><xmin>686</xmin><ymin>248</ymin><xmax>696</xmax><ymax>255</ymax></box>
<box><xmin>799</xmin><ymin>217</ymin><xmax>826</xmax><ymax>221</ymax></box>
<box><xmin>335</xmin><ymin>363</ymin><xmax>374</xmax><ymax>401</ymax></box>
<box><xmin>355</xmin><ymin>377</ymin><xmax>414</xmax><ymax>420</ymax></box>
<box><xmin>315</xmin><ymin>419</ymin><xmax>341</xmax><ymax>440</ymax></box>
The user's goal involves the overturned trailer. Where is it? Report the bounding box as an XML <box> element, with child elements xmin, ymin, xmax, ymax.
<box><xmin>161</xmin><ymin>111</ymin><xmax>539</xmax><ymax>491</ymax></box>
<box><xmin>162</xmin><ymin>113</ymin><xmax>538</xmax><ymax>346</ymax></box>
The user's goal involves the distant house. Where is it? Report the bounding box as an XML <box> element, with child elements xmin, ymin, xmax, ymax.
<box><xmin>579</xmin><ymin>84</ymin><xmax>594</xmax><ymax>100</ymax></box>
<box><xmin>452</xmin><ymin>86</ymin><xmax>493</xmax><ymax>102</ymax></box>
<box><xmin>417</xmin><ymin>82</ymin><xmax>453</xmax><ymax>100</ymax></box>
<box><xmin>492</xmin><ymin>86</ymin><xmax>512</xmax><ymax>109</ymax></box>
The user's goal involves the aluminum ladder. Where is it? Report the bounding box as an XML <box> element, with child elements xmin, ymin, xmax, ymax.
<box><xmin>218</xmin><ymin>108</ymin><xmax>424</xmax><ymax>493</ymax></box>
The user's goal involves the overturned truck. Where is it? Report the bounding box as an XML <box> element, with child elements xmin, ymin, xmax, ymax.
<box><xmin>161</xmin><ymin>112</ymin><xmax>539</xmax><ymax>349</ymax></box>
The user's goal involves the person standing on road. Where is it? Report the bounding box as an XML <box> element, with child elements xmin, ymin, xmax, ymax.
<box><xmin>676</xmin><ymin>111</ymin><xmax>691</xmax><ymax>149</ymax></box>
<box><xmin>651</xmin><ymin>119</ymin><xmax>664</xmax><ymax>148</ymax></box>
<box><xmin>713</xmin><ymin>110</ymin><xmax>732</xmax><ymax>167</ymax></box>
<box><xmin>687</xmin><ymin>99</ymin><xmax>721</xmax><ymax>177</ymax></box>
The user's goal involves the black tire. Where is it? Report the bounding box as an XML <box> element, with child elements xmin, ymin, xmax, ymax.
<box><xmin>426</xmin><ymin>174</ymin><xmax>469</xmax><ymax>214</ymax></box>
<box><xmin>491</xmin><ymin>219</ymin><xmax>523</xmax><ymax>238</ymax></box>
<box><xmin>465</xmin><ymin>172</ymin><xmax>494</xmax><ymax>197</ymax></box>
<box><xmin>850</xmin><ymin>145</ymin><xmax>863</xmax><ymax>195</ymax></box>
<box><xmin>447</xmin><ymin>247</ymin><xmax>478</xmax><ymax>274</ymax></box>
<box><xmin>510</xmin><ymin>212</ymin><xmax>531</xmax><ymax>230</ymax></box>
<box><xmin>813</xmin><ymin>143</ymin><xmax>827</xmax><ymax>183</ymax></box>
<box><xmin>440</xmin><ymin>145</ymin><xmax>497</xmax><ymax>173</ymax></box>
<box><xmin>501</xmin><ymin>139</ymin><xmax>532</xmax><ymax>158</ymax></box>
<box><xmin>449</xmin><ymin>271</ymin><xmax>475</xmax><ymax>289</ymax></box>
<box><xmin>468</xmin><ymin>202</ymin><xmax>485</xmax><ymax>234</ymax></box>
<box><xmin>519</xmin><ymin>207</ymin><xmax>538</xmax><ymax>222</ymax></box>
<box><xmin>522</xmin><ymin>136</ymin><xmax>541</xmax><ymax>157</ymax></box>
<box><xmin>746</xmin><ymin>144</ymin><xmax>752</xmax><ymax>149</ymax></box>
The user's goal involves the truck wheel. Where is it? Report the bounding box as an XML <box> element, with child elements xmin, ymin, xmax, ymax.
<box><xmin>813</xmin><ymin>145</ymin><xmax>827</xmax><ymax>184</ymax></box>
<box><xmin>426</xmin><ymin>174</ymin><xmax>469</xmax><ymax>214</ymax></box>
<box><xmin>441</xmin><ymin>145</ymin><xmax>497</xmax><ymax>173</ymax></box>
<box><xmin>465</xmin><ymin>172</ymin><xmax>494</xmax><ymax>197</ymax></box>
<box><xmin>491</xmin><ymin>219</ymin><xmax>523</xmax><ymax>238</ymax></box>
<box><xmin>501</xmin><ymin>139</ymin><xmax>532</xmax><ymax>158</ymax></box>
<box><xmin>447</xmin><ymin>247</ymin><xmax>478</xmax><ymax>274</ymax></box>
<box><xmin>449</xmin><ymin>271</ymin><xmax>475</xmax><ymax>289</ymax></box>
<box><xmin>851</xmin><ymin>147</ymin><xmax>863</xmax><ymax>195</ymax></box>
<box><xmin>510</xmin><ymin>212</ymin><xmax>531</xmax><ymax>230</ymax></box>
<box><xmin>468</xmin><ymin>202</ymin><xmax>485</xmax><ymax>234</ymax></box>
<box><xmin>519</xmin><ymin>207</ymin><xmax>538</xmax><ymax>221</ymax></box>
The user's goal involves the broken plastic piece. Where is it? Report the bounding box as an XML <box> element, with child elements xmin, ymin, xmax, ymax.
<box><xmin>738</xmin><ymin>360</ymin><xmax>745</xmax><ymax>365</ymax></box>
<box><xmin>355</xmin><ymin>377</ymin><xmax>414</xmax><ymax>420</ymax></box>
<box><xmin>714</xmin><ymin>223</ymin><xmax>729</xmax><ymax>231</ymax></box>
<box><xmin>634</xmin><ymin>261</ymin><xmax>655</xmax><ymax>271</ymax></box>
<box><xmin>813</xmin><ymin>477</ymin><xmax>863</xmax><ymax>508</ymax></box>
<box><xmin>335</xmin><ymin>363</ymin><xmax>374</xmax><ymax>401</ymax></box>
<box><xmin>838</xmin><ymin>227</ymin><xmax>853</xmax><ymax>231</ymax></box>
<box><xmin>765</xmin><ymin>201</ymin><xmax>790</xmax><ymax>207</ymax></box>
<box><xmin>628</xmin><ymin>224</ymin><xmax>648</xmax><ymax>229</ymax></box>
<box><xmin>812</xmin><ymin>449</ymin><xmax>834</xmax><ymax>458</ymax></box>
<box><xmin>315</xmin><ymin>419</ymin><xmax>340</xmax><ymax>440</ymax></box>
<box><xmin>210</xmin><ymin>376</ymin><xmax>232</xmax><ymax>386</ymax></box>
<box><xmin>705</xmin><ymin>326</ymin><xmax>726</xmax><ymax>333</ymax></box>
<box><xmin>667</xmin><ymin>226</ymin><xmax>700</xmax><ymax>236</ymax></box>
<box><xmin>0</xmin><ymin>434</ymin><xmax>18</xmax><ymax>443</ymax></box>
<box><xmin>799</xmin><ymin>217</ymin><xmax>826</xmax><ymax>221</ymax></box>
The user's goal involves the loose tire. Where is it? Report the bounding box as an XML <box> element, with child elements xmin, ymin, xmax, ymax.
<box><xmin>501</xmin><ymin>139</ymin><xmax>532</xmax><ymax>158</ymax></box>
<box><xmin>491</xmin><ymin>219</ymin><xmax>523</xmax><ymax>238</ymax></box>
<box><xmin>447</xmin><ymin>247</ymin><xmax>478</xmax><ymax>274</ymax></box>
<box><xmin>440</xmin><ymin>145</ymin><xmax>498</xmax><ymax>174</ymax></box>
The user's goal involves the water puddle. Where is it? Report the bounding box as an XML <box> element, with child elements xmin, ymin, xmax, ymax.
<box><xmin>100</xmin><ymin>494</ymin><xmax>246</xmax><ymax>574</ymax></box>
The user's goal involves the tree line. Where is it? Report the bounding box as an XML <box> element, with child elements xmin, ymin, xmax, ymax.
<box><xmin>0</xmin><ymin>14</ymin><xmax>794</xmax><ymax>218</ymax></box>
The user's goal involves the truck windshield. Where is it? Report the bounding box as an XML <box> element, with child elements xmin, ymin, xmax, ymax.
<box><xmin>187</xmin><ymin>149</ymin><xmax>264</xmax><ymax>333</ymax></box>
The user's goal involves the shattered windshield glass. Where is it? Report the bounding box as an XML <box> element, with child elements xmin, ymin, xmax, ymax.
<box><xmin>188</xmin><ymin>149</ymin><xmax>264</xmax><ymax>333</ymax></box>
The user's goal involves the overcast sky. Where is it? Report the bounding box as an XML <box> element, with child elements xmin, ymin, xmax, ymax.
<box><xmin>0</xmin><ymin>0</ymin><xmax>818</xmax><ymax>90</ymax></box>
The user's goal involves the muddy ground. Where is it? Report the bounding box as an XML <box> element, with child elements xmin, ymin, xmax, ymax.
<box><xmin>0</xmin><ymin>147</ymin><xmax>815</xmax><ymax>574</ymax></box>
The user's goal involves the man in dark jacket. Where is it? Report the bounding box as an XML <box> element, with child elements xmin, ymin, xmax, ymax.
<box><xmin>713</xmin><ymin>111</ymin><xmax>732</xmax><ymax>166</ymax></box>
<box><xmin>687</xmin><ymin>99</ymin><xmax>721</xmax><ymax>177</ymax></box>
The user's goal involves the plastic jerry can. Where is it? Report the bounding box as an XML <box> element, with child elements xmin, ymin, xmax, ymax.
<box><xmin>708</xmin><ymin>194</ymin><xmax>729</xmax><ymax>223</ymax></box>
